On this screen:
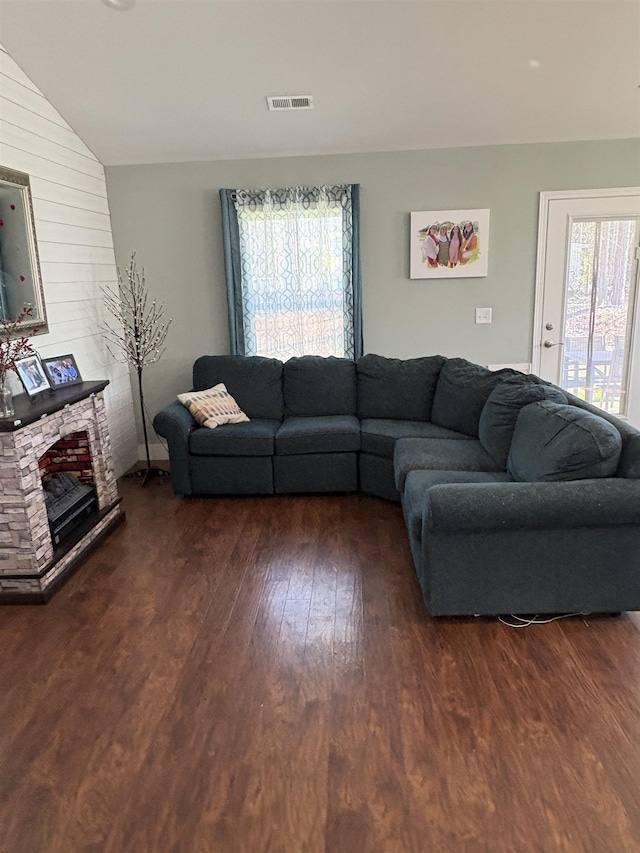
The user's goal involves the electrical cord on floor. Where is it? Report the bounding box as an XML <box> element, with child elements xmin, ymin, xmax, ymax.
<box><xmin>497</xmin><ymin>612</ymin><xmax>590</xmax><ymax>628</ymax></box>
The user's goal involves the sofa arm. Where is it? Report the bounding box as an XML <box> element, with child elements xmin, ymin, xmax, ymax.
<box><xmin>153</xmin><ymin>401</ymin><xmax>197</xmax><ymax>495</ymax></box>
<box><xmin>420</xmin><ymin>479</ymin><xmax>640</xmax><ymax>615</ymax></box>
<box><xmin>425</xmin><ymin>479</ymin><xmax>640</xmax><ymax>534</ymax></box>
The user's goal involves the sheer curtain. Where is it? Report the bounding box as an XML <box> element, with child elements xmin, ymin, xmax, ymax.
<box><xmin>220</xmin><ymin>184</ymin><xmax>362</xmax><ymax>360</ymax></box>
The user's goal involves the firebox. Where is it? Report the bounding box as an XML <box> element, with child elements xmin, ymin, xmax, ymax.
<box><xmin>39</xmin><ymin>431</ymin><xmax>98</xmax><ymax>545</ymax></box>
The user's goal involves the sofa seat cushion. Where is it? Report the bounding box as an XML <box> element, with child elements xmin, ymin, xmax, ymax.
<box><xmin>402</xmin><ymin>469</ymin><xmax>511</xmax><ymax>540</ymax></box>
<box><xmin>275</xmin><ymin>416</ymin><xmax>361</xmax><ymax>456</ymax></box>
<box><xmin>508</xmin><ymin>401</ymin><xmax>623</xmax><ymax>482</ymax></box>
<box><xmin>431</xmin><ymin>358</ymin><xmax>518</xmax><ymax>437</ymax></box>
<box><xmin>193</xmin><ymin>355</ymin><xmax>284</xmax><ymax>420</ymax></box>
<box><xmin>357</xmin><ymin>353</ymin><xmax>445</xmax><ymax>420</ymax></box>
<box><xmin>360</xmin><ymin>418</ymin><xmax>474</xmax><ymax>458</ymax></box>
<box><xmin>284</xmin><ymin>355</ymin><xmax>357</xmax><ymax>416</ymax></box>
<box><xmin>189</xmin><ymin>419</ymin><xmax>280</xmax><ymax>457</ymax></box>
<box><xmin>394</xmin><ymin>437</ymin><xmax>505</xmax><ymax>492</ymax></box>
<box><xmin>478</xmin><ymin>376</ymin><xmax>567</xmax><ymax>467</ymax></box>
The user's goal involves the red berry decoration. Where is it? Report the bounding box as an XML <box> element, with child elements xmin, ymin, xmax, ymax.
<box><xmin>0</xmin><ymin>305</ymin><xmax>39</xmax><ymax>386</ymax></box>
<box><xmin>0</xmin><ymin>221</ymin><xmax>3</xmax><ymax>226</ymax></box>
<box><xmin>10</xmin><ymin>204</ymin><xmax>15</xmax><ymax>210</ymax></box>
<box><xmin>20</xmin><ymin>276</ymin><xmax>25</xmax><ymax>282</ymax></box>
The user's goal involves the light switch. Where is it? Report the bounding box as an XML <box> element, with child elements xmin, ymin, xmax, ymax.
<box><xmin>475</xmin><ymin>307</ymin><xmax>492</xmax><ymax>324</ymax></box>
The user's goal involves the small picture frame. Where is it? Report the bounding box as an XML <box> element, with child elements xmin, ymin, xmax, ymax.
<box><xmin>41</xmin><ymin>354</ymin><xmax>82</xmax><ymax>388</ymax></box>
<box><xmin>15</xmin><ymin>353</ymin><xmax>51</xmax><ymax>398</ymax></box>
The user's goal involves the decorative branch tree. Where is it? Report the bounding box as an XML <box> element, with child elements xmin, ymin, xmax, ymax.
<box><xmin>102</xmin><ymin>253</ymin><xmax>171</xmax><ymax>484</ymax></box>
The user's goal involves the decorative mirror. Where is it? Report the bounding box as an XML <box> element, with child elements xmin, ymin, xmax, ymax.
<box><xmin>0</xmin><ymin>166</ymin><xmax>48</xmax><ymax>337</ymax></box>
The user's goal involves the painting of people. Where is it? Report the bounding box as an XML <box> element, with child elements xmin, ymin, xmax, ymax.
<box><xmin>410</xmin><ymin>209</ymin><xmax>490</xmax><ymax>279</ymax></box>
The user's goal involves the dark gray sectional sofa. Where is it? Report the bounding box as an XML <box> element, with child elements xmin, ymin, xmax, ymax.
<box><xmin>154</xmin><ymin>353</ymin><xmax>640</xmax><ymax>617</ymax></box>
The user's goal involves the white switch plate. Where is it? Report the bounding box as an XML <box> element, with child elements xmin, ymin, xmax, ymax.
<box><xmin>475</xmin><ymin>307</ymin><xmax>492</xmax><ymax>324</ymax></box>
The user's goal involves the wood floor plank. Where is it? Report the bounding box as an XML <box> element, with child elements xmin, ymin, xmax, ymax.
<box><xmin>325</xmin><ymin>506</ymin><xmax>421</xmax><ymax>853</ymax></box>
<box><xmin>0</xmin><ymin>480</ymin><xmax>639</xmax><ymax>852</ymax></box>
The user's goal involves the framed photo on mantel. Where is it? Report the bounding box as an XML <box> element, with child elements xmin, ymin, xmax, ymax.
<box><xmin>42</xmin><ymin>354</ymin><xmax>82</xmax><ymax>389</ymax></box>
<box><xmin>14</xmin><ymin>353</ymin><xmax>50</xmax><ymax>398</ymax></box>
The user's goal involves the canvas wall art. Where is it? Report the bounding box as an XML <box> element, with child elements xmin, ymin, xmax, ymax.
<box><xmin>410</xmin><ymin>208</ymin><xmax>490</xmax><ymax>279</ymax></box>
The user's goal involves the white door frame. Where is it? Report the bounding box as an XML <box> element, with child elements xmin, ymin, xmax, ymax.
<box><xmin>532</xmin><ymin>187</ymin><xmax>640</xmax><ymax>379</ymax></box>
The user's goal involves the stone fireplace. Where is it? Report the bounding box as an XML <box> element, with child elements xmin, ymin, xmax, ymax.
<box><xmin>0</xmin><ymin>381</ymin><xmax>124</xmax><ymax>602</ymax></box>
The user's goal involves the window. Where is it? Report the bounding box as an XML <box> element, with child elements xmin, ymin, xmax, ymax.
<box><xmin>561</xmin><ymin>217</ymin><xmax>639</xmax><ymax>415</ymax></box>
<box><xmin>220</xmin><ymin>185</ymin><xmax>362</xmax><ymax>361</ymax></box>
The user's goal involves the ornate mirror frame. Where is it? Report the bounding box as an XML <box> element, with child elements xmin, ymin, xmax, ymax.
<box><xmin>0</xmin><ymin>166</ymin><xmax>48</xmax><ymax>337</ymax></box>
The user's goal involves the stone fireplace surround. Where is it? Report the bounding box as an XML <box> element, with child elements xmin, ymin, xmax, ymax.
<box><xmin>0</xmin><ymin>381</ymin><xmax>124</xmax><ymax>602</ymax></box>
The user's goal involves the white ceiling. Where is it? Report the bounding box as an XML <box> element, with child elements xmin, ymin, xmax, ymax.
<box><xmin>0</xmin><ymin>0</ymin><xmax>638</xmax><ymax>166</ymax></box>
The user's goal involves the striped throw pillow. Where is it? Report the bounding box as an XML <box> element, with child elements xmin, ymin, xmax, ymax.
<box><xmin>177</xmin><ymin>383</ymin><xmax>250</xmax><ymax>429</ymax></box>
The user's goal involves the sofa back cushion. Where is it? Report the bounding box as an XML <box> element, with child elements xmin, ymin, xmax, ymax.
<box><xmin>508</xmin><ymin>400</ymin><xmax>623</xmax><ymax>482</ymax></box>
<box><xmin>357</xmin><ymin>353</ymin><xmax>445</xmax><ymax>421</ymax></box>
<box><xmin>283</xmin><ymin>355</ymin><xmax>357</xmax><ymax>416</ymax></box>
<box><xmin>193</xmin><ymin>355</ymin><xmax>284</xmax><ymax>420</ymax></box>
<box><xmin>564</xmin><ymin>392</ymin><xmax>640</xmax><ymax>478</ymax></box>
<box><xmin>431</xmin><ymin>358</ymin><xmax>519</xmax><ymax>437</ymax></box>
<box><xmin>478</xmin><ymin>376</ymin><xmax>567</xmax><ymax>467</ymax></box>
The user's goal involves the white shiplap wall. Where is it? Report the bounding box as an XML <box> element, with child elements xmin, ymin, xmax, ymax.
<box><xmin>0</xmin><ymin>44</ymin><xmax>137</xmax><ymax>476</ymax></box>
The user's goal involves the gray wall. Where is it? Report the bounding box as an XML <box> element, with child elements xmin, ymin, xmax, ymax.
<box><xmin>105</xmin><ymin>138</ymin><xmax>640</xmax><ymax>445</ymax></box>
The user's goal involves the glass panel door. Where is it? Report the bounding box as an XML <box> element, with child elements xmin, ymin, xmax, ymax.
<box><xmin>561</xmin><ymin>217</ymin><xmax>640</xmax><ymax>415</ymax></box>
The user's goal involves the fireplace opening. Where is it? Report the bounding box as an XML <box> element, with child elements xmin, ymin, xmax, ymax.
<box><xmin>39</xmin><ymin>431</ymin><xmax>98</xmax><ymax>546</ymax></box>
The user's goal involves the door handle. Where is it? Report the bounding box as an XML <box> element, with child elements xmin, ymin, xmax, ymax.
<box><xmin>543</xmin><ymin>340</ymin><xmax>565</xmax><ymax>348</ymax></box>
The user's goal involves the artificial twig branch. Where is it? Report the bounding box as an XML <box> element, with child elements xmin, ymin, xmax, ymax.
<box><xmin>101</xmin><ymin>253</ymin><xmax>171</xmax><ymax>371</ymax></box>
<box><xmin>101</xmin><ymin>253</ymin><xmax>171</xmax><ymax>482</ymax></box>
<box><xmin>0</xmin><ymin>305</ymin><xmax>39</xmax><ymax>383</ymax></box>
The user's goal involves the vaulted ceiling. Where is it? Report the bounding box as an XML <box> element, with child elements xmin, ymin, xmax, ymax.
<box><xmin>0</xmin><ymin>0</ymin><xmax>638</xmax><ymax>166</ymax></box>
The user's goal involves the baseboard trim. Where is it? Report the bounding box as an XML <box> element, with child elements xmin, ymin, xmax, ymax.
<box><xmin>625</xmin><ymin>611</ymin><xmax>640</xmax><ymax>632</ymax></box>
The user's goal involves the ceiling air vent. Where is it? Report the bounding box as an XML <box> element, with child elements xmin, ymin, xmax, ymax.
<box><xmin>267</xmin><ymin>95</ymin><xmax>314</xmax><ymax>111</ymax></box>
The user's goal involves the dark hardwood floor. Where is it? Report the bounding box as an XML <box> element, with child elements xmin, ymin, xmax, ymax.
<box><xmin>1</xmin><ymin>478</ymin><xmax>639</xmax><ymax>852</ymax></box>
